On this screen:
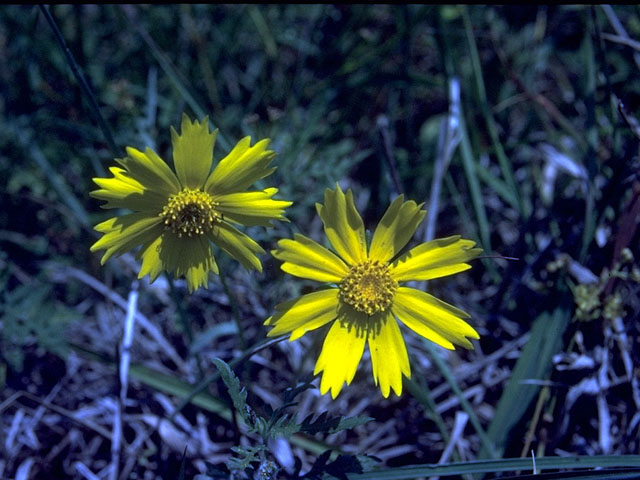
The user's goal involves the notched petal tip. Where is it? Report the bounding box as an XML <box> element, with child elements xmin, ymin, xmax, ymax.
<box><xmin>172</xmin><ymin>113</ymin><xmax>216</xmax><ymax>189</ymax></box>
<box><xmin>316</xmin><ymin>183</ymin><xmax>367</xmax><ymax>265</ymax></box>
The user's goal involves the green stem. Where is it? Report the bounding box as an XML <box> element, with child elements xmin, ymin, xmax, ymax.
<box><xmin>217</xmin><ymin>262</ymin><xmax>247</xmax><ymax>350</ymax></box>
<box><xmin>168</xmin><ymin>277</ymin><xmax>205</xmax><ymax>380</ymax></box>
<box><xmin>170</xmin><ymin>336</ymin><xmax>285</xmax><ymax>420</ymax></box>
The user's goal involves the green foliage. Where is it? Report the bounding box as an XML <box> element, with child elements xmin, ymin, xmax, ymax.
<box><xmin>3</xmin><ymin>4</ymin><xmax>640</xmax><ymax>478</ymax></box>
<box><xmin>0</xmin><ymin>277</ymin><xmax>74</xmax><ymax>371</ymax></box>
<box><xmin>483</xmin><ymin>308</ymin><xmax>571</xmax><ymax>459</ymax></box>
<box><xmin>211</xmin><ymin>357</ymin><xmax>248</xmax><ymax>416</ymax></box>
<box><xmin>211</xmin><ymin>357</ymin><xmax>374</xmax><ymax>479</ymax></box>
<box><xmin>299</xmin><ymin>412</ymin><xmax>373</xmax><ymax>436</ymax></box>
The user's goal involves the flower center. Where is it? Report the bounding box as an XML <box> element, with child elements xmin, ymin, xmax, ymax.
<box><xmin>160</xmin><ymin>188</ymin><xmax>221</xmax><ymax>237</ymax></box>
<box><xmin>339</xmin><ymin>260</ymin><xmax>397</xmax><ymax>315</ymax></box>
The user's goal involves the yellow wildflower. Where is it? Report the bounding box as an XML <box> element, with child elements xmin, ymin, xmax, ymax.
<box><xmin>90</xmin><ymin>114</ymin><xmax>291</xmax><ymax>292</ymax></box>
<box><xmin>266</xmin><ymin>185</ymin><xmax>481</xmax><ymax>398</ymax></box>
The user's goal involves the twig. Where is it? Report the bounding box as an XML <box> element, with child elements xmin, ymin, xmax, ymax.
<box><xmin>109</xmin><ymin>282</ymin><xmax>139</xmax><ymax>480</ymax></box>
<box><xmin>424</xmin><ymin>77</ymin><xmax>462</xmax><ymax>243</ymax></box>
<box><xmin>47</xmin><ymin>263</ymin><xmax>186</xmax><ymax>370</ymax></box>
<box><xmin>39</xmin><ymin>5</ymin><xmax>119</xmax><ymax>159</ymax></box>
<box><xmin>602</xmin><ymin>32</ymin><xmax>640</xmax><ymax>54</ymax></box>
<box><xmin>618</xmin><ymin>100</ymin><xmax>640</xmax><ymax>139</ymax></box>
<box><xmin>430</xmin><ymin>333</ymin><xmax>530</xmax><ymax>400</ymax></box>
<box><xmin>74</xmin><ymin>462</ymin><xmax>101</xmax><ymax>480</ymax></box>
<box><xmin>424</xmin><ymin>341</ymin><xmax>496</xmax><ymax>458</ymax></box>
<box><xmin>520</xmin><ymin>386</ymin><xmax>550</xmax><ymax>458</ymax></box>
<box><xmin>15</xmin><ymin>458</ymin><xmax>35</xmax><ymax>480</ymax></box>
<box><xmin>0</xmin><ymin>390</ymin><xmax>111</xmax><ymax>439</ymax></box>
<box><xmin>601</xmin><ymin>5</ymin><xmax>640</xmax><ymax>71</ymax></box>
<box><xmin>431</xmin><ymin>411</ymin><xmax>470</xmax><ymax>480</ymax></box>
<box><xmin>532</xmin><ymin>450</ymin><xmax>537</xmax><ymax>475</ymax></box>
<box><xmin>440</xmin><ymin>411</ymin><xmax>469</xmax><ymax>465</ymax></box>
<box><xmin>6</xmin><ymin>408</ymin><xmax>25</xmax><ymax>455</ymax></box>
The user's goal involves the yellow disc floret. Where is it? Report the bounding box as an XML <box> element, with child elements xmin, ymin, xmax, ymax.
<box><xmin>160</xmin><ymin>188</ymin><xmax>221</xmax><ymax>237</ymax></box>
<box><xmin>340</xmin><ymin>260</ymin><xmax>398</xmax><ymax>315</ymax></box>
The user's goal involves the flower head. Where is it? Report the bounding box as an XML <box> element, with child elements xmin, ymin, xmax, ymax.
<box><xmin>90</xmin><ymin>114</ymin><xmax>292</xmax><ymax>292</ymax></box>
<box><xmin>265</xmin><ymin>185</ymin><xmax>481</xmax><ymax>398</ymax></box>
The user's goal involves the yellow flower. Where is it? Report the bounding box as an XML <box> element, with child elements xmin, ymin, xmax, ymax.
<box><xmin>265</xmin><ymin>185</ymin><xmax>481</xmax><ymax>398</ymax></box>
<box><xmin>90</xmin><ymin>114</ymin><xmax>292</xmax><ymax>292</ymax></box>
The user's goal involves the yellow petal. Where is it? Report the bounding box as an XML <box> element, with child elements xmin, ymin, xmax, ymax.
<box><xmin>314</xmin><ymin>315</ymin><xmax>367</xmax><ymax>399</ymax></box>
<box><xmin>368</xmin><ymin>311</ymin><xmax>410</xmax><ymax>398</ymax></box>
<box><xmin>272</xmin><ymin>234</ymin><xmax>349</xmax><ymax>283</ymax></box>
<box><xmin>265</xmin><ymin>289</ymin><xmax>339</xmax><ymax>340</ymax></box>
<box><xmin>91</xmin><ymin>167</ymin><xmax>167</xmax><ymax>212</ymax></box>
<box><xmin>208</xmin><ymin>222</ymin><xmax>264</xmax><ymax>272</ymax></box>
<box><xmin>390</xmin><ymin>235</ymin><xmax>482</xmax><ymax>282</ymax></box>
<box><xmin>158</xmin><ymin>232</ymin><xmax>219</xmax><ymax>292</ymax></box>
<box><xmin>316</xmin><ymin>185</ymin><xmax>367</xmax><ymax>265</ymax></box>
<box><xmin>369</xmin><ymin>195</ymin><xmax>426</xmax><ymax>263</ymax></box>
<box><xmin>215</xmin><ymin>188</ymin><xmax>292</xmax><ymax>227</ymax></box>
<box><xmin>90</xmin><ymin>213</ymin><xmax>163</xmax><ymax>264</ymax></box>
<box><xmin>205</xmin><ymin>137</ymin><xmax>276</xmax><ymax>195</ymax></box>
<box><xmin>137</xmin><ymin>235</ymin><xmax>165</xmax><ymax>283</ymax></box>
<box><xmin>392</xmin><ymin>287</ymin><xmax>479</xmax><ymax>349</ymax></box>
<box><xmin>118</xmin><ymin>147</ymin><xmax>181</xmax><ymax>196</ymax></box>
<box><xmin>171</xmin><ymin>114</ymin><xmax>217</xmax><ymax>190</ymax></box>
<box><xmin>93</xmin><ymin>166</ymin><xmax>144</xmax><ymax>192</ymax></box>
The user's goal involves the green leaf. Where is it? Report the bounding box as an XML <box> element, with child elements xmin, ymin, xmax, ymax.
<box><xmin>346</xmin><ymin>456</ymin><xmax>640</xmax><ymax>479</ymax></box>
<box><xmin>299</xmin><ymin>412</ymin><xmax>373</xmax><ymax>435</ymax></box>
<box><xmin>228</xmin><ymin>445</ymin><xmax>266</xmax><ymax>472</ymax></box>
<box><xmin>332</xmin><ymin>415</ymin><xmax>375</xmax><ymax>434</ymax></box>
<box><xmin>481</xmin><ymin>308</ymin><xmax>571</xmax><ymax>459</ymax></box>
<box><xmin>211</xmin><ymin>357</ymin><xmax>248</xmax><ymax>421</ymax></box>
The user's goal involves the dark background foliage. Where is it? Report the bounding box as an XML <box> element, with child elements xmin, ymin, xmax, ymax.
<box><xmin>1</xmin><ymin>5</ymin><xmax>640</xmax><ymax>479</ymax></box>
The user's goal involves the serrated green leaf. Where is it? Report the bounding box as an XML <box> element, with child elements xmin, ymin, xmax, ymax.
<box><xmin>212</xmin><ymin>357</ymin><xmax>248</xmax><ymax>420</ymax></box>
<box><xmin>300</xmin><ymin>412</ymin><xmax>373</xmax><ymax>435</ymax></box>
<box><xmin>228</xmin><ymin>445</ymin><xmax>266</xmax><ymax>472</ymax></box>
<box><xmin>332</xmin><ymin>415</ymin><xmax>374</xmax><ymax>434</ymax></box>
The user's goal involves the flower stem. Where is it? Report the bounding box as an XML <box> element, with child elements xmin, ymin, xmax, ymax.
<box><xmin>217</xmin><ymin>262</ymin><xmax>247</xmax><ymax>350</ymax></box>
<box><xmin>168</xmin><ymin>277</ymin><xmax>205</xmax><ymax>379</ymax></box>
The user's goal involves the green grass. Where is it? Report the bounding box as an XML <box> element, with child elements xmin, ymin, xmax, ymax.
<box><xmin>2</xmin><ymin>4</ymin><xmax>640</xmax><ymax>479</ymax></box>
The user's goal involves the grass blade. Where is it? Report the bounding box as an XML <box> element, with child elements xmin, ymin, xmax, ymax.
<box><xmin>119</xmin><ymin>5</ymin><xmax>231</xmax><ymax>152</ymax></box>
<box><xmin>462</xmin><ymin>6</ymin><xmax>525</xmax><ymax>219</ymax></box>
<box><xmin>349</xmin><ymin>457</ymin><xmax>640</xmax><ymax>479</ymax></box>
<box><xmin>14</xmin><ymin>126</ymin><xmax>91</xmax><ymax>229</ymax></box>
<box><xmin>481</xmin><ymin>308</ymin><xmax>571</xmax><ymax>459</ymax></box>
<box><xmin>458</xmin><ymin>108</ymin><xmax>492</xmax><ymax>252</ymax></box>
